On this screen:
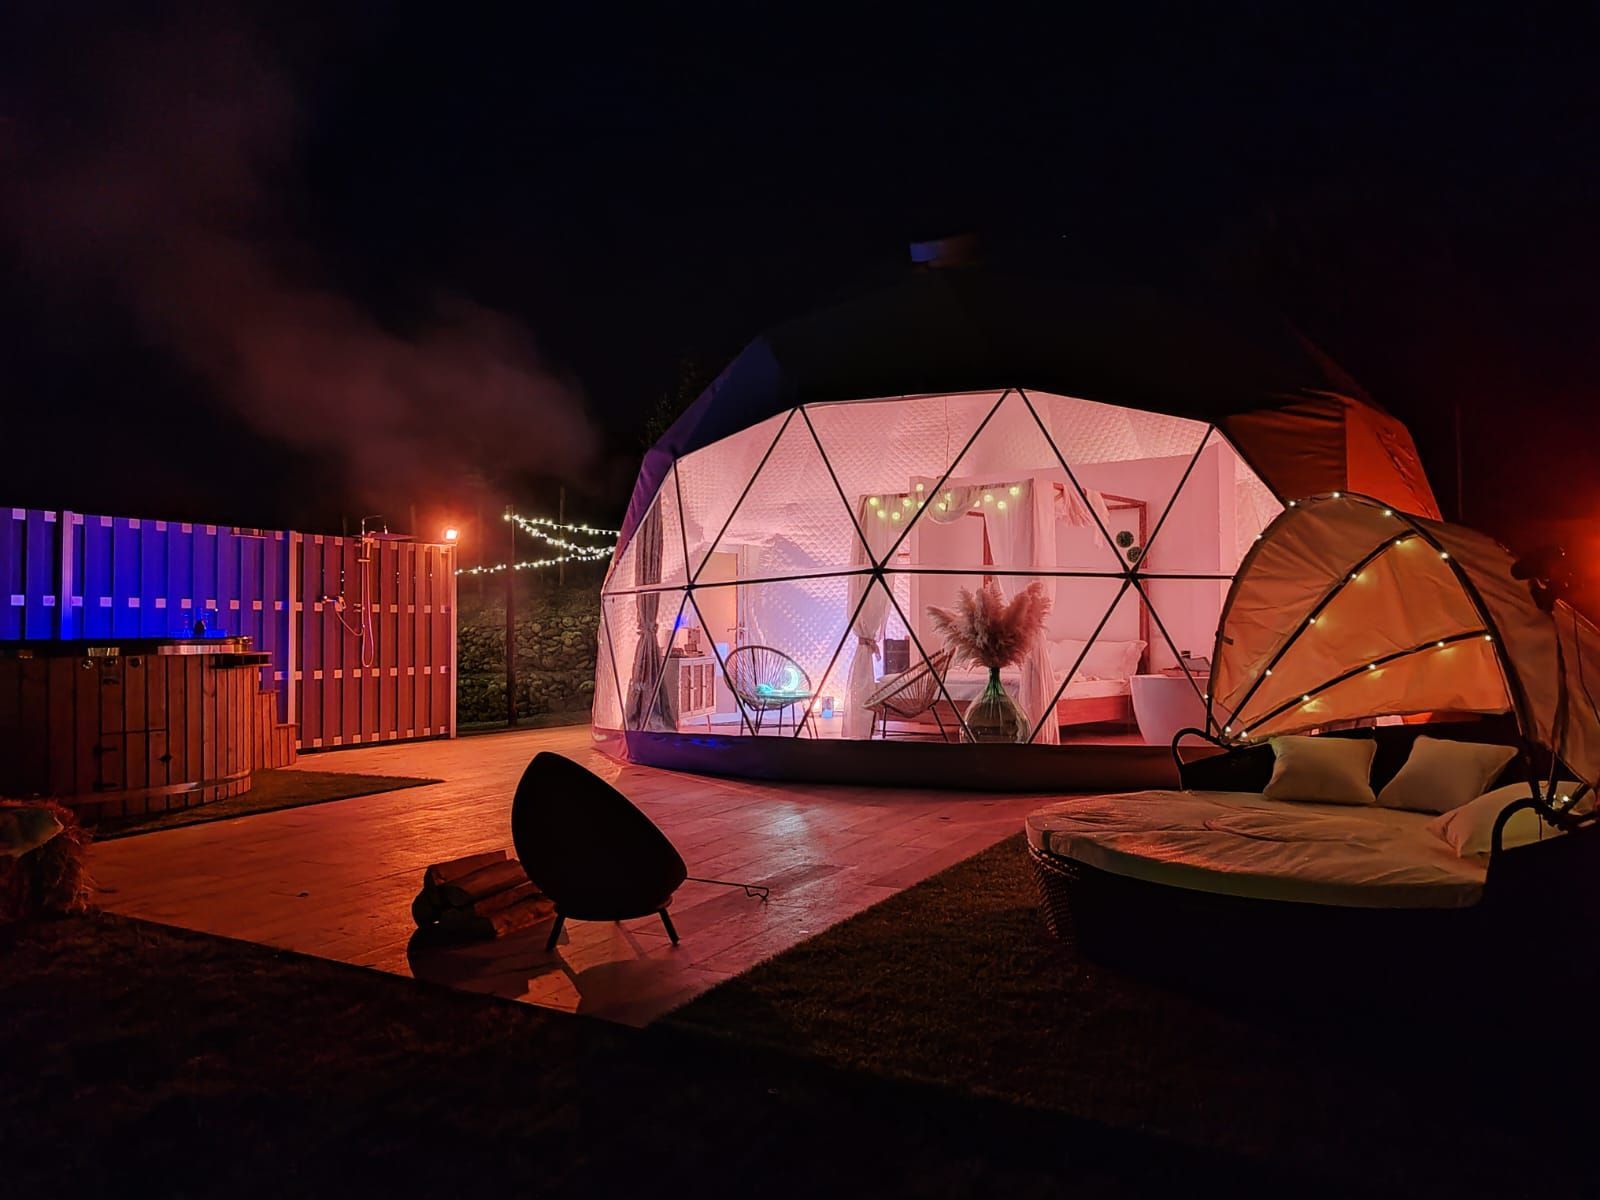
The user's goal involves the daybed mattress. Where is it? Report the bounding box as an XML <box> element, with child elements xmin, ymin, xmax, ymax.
<box><xmin>1026</xmin><ymin>790</ymin><xmax>1488</xmax><ymax>909</ymax></box>
<box><xmin>942</xmin><ymin>668</ymin><xmax>1130</xmax><ymax>704</ymax></box>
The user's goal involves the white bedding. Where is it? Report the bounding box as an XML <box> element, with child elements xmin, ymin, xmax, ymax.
<box><xmin>1026</xmin><ymin>790</ymin><xmax>1487</xmax><ymax>909</ymax></box>
<box><xmin>941</xmin><ymin>667</ymin><xmax>1131</xmax><ymax>704</ymax></box>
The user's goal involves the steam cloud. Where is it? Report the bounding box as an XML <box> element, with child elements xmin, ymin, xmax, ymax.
<box><xmin>0</xmin><ymin>15</ymin><xmax>599</xmax><ymax>509</ymax></box>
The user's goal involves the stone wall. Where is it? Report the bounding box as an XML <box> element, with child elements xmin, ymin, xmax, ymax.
<box><xmin>455</xmin><ymin>569</ymin><xmax>602</xmax><ymax>725</ymax></box>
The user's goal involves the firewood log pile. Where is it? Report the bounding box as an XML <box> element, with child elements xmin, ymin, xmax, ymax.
<box><xmin>410</xmin><ymin>849</ymin><xmax>554</xmax><ymax>940</ymax></box>
<box><xmin>0</xmin><ymin>799</ymin><xmax>91</xmax><ymax>923</ymax></box>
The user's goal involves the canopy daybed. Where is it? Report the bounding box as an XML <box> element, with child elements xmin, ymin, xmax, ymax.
<box><xmin>594</xmin><ymin>263</ymin><xmax>1443</xmax><ymax>786</ymax></box>
<box><xmin>1027</xmin><ymin>493</ymin><xmax>1600</xmax><ymax>976</ymax></box>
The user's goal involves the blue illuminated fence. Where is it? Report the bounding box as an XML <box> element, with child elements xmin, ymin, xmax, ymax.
<box><xmin>0</xmin><ymin>508</ymin><xmax>61</xmax><ymax>639</ymax></box>
<box><xmin>2</xmin><ymin>507</ymin><xmax>456</xmax><ymax>747</ymax></box>
<box><xmin>58</xmin><ymin>513</ymin><xmax>291</xmax><ymax>648</ymax></box>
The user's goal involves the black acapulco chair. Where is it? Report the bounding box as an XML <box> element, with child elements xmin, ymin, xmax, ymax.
<box><xmin>864</xmin><ymin>645</ymin><xmax>955</xmax><ymax>740</ymax></box>
<box><xmin>725</xmin><ymin>645</ymin><xmax>818</xmax><ymax>735</ymax></box>
<box><xmin>511</xmin><ymin>751</ymin><xmax>688</xmax><ymax>950</ymax></box>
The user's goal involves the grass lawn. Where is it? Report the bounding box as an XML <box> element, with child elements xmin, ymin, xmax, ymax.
<box><xmin>8</xmin><ymin>833</ymin><xmax>1586</xmax><ymax>1196</ymax></box>
<box><xmin>3</xmin><ymin>913</ymin><xmax>1320</xmax><ymax>1198</ymax></box>
<box><xmin>92</xmin><ymin>769</ymin><xmax>440</xmax><ymax>839</ymax></box>
<box><xmin>672</xmin><ymin>833</ymin><xmax>1598</xmax><ymax>1197</ymax></box>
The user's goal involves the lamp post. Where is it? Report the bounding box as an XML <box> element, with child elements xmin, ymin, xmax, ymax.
<box><xmin>504</xmin><ymin>505</ymin><xmax>517</xmax><ymax>727</ymax></box>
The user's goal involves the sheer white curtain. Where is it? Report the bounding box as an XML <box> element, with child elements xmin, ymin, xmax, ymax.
<box><xmin>844</xmin><ymin>497</ymin><xmax>905</xmax><ymax>738</ymax></box>
<box><xmin>984</xmin><ymin>478</ymin><xmax>1059</xmax><ymax>744</ymax></box>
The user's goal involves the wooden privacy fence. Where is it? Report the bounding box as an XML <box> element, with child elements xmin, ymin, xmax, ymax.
<box><xmin>293</xmin><ymin>532</ymin><xmax>457</xmax><ymax>749</ymax></box>
<box><xmin>1</xmin><ymin>507</ymin><xmax>457</xmax><ymax>750</ymax></box>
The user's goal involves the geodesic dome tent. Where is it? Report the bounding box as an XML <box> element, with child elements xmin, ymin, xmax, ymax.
<box><xmin>595</xmin><ymin>267</ymin><xmax>1441</xmax><ymax>762</ymax></box>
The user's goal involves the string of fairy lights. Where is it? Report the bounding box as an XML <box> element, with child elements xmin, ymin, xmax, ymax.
<box><xmin>456</xmin><ymin>512</ymin><xmax>621</xmax><ymax>576</ymax></box>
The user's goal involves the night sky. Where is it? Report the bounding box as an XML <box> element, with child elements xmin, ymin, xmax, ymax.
<box><xmin>3</xmin><ymin>4</ymin><xmax>1597</xmax><ymax>567</ymax></box>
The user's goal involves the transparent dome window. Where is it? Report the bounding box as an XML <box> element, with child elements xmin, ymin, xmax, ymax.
<box><xmin>597</xmin><ymin>389</ymin><xmax>1281</xmax><ymax>746</ymax></box>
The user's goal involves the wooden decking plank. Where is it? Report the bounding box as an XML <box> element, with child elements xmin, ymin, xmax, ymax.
<box><xmin>89</xmin><ymin>724</ymin><xmax>1042</xmax><ymax>1027</ymax></box>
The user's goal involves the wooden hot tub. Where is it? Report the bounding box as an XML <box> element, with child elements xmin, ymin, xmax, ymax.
<box><xmin>0</xmin><ymin>637</ymin><xmax>278</xmax><ymax>820</ymax></box>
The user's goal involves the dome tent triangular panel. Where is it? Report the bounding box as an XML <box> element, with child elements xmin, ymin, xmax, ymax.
<box><xmin>597</xmin><ymin>266</ymin><xmax>1442</xmax><ymax>773</ymax></box>
<box><xmin>694</xmin><ymin>410</ymin><xmax>872</xmax><ymax>582</ymax></box>
<box><xmin>804</xmin><ymin>389</ymin><xmax>1010</xmax><ymax>564</ymax></box>
<box><xmin>603</xmin><ymin>464</ymin><xmax>690</xmax><ymax>597</ymax></box>
<box><xmin>670</xmin><ymin>409</ymin><xmax>793</xmax><ymax>582</ymax></box>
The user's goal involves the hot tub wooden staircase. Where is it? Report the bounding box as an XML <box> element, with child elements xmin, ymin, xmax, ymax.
<box><xmin>250</xmin><ymin>684</ymin><xmax>298</xmax><ymax>770</ymax></box>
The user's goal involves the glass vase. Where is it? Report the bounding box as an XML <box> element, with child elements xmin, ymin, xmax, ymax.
<box><xmin>963</xmin><ymin>665</ymin><xmax>1030</xmax><ymax>743</ymax></box>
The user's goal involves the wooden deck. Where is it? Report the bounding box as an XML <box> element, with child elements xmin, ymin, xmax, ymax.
<box><xmin>90</xmin><ymin>726</ymin><xmax>1053</xmax><ymax>1026</ymax></box>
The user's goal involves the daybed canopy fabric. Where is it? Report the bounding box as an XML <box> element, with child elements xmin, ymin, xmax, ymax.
<box><xmin>620</xmin><ymin>265</ymin><xmax>1439</xmax><ymax>556</ymax></box>
<box><xmin>1209</xmin><ymin>493</ymin><xmax>1600</xmax><ymax>789</ymax></box>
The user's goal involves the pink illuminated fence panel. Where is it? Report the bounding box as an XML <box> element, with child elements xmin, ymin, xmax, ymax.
<box><xmin>288</xmin><ymin>532</ymin><xmax>457</xmax><ymax>749</ymax></box>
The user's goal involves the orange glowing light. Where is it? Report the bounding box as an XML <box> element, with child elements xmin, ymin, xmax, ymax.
<box><xmin>443</xmin><ymin>527</ymin><xmax>459</xmax><ymax>543</ymax></box>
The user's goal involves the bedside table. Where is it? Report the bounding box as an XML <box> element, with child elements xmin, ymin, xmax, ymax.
<box><xmin>665</xmin><ymin>654</ymin><xmax>718</xmax><ymax>728</ymax></box>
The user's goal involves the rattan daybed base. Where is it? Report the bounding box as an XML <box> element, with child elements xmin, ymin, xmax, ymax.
<box><xmin>1027</xmin><ymin>721</ymin><xmax>1600</xmax><ymax>990</ymax></box>
<box><xmin>1029</xmin><ymin>840</ymin><xmax>1474</xmax><ymax>980</ymax></box>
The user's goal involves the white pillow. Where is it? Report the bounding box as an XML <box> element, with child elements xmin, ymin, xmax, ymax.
<box><xmin>1428</xmin><ymin>781</ymin><xmax>1590</xmax><ymax>858</ymax></box>
<box><xmin>1263</xmin><ymin>735</ymin><xmax>1378</xmax><ymax>806</ymax></box>
<box><xmin>1376</xmin><ymin>736</ymin><xmax>1518</xmax><ymax>814</ymax></box>
<box><xmin>1046</xmin><ymin>638</ymin><xmax>1087</xmax><ymax>676</ymax></box>
<box><xmin>1078</xmin><ymin>639</ymin><xmax>1146</xmax><ymax>680</ymax></box>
